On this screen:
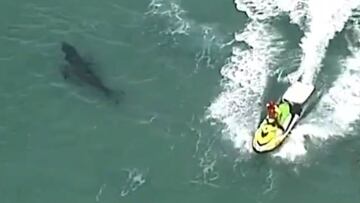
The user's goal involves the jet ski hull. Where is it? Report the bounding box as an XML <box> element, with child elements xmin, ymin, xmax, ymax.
<box><xmin>252</xmin><ymin>82</ymin><xmax>315</xmax><ymax>153</ymax></box>
<box><xmin>252</xmin><ymin>118</ymin><xmax>290</xmax><ymax>153</ymax></box>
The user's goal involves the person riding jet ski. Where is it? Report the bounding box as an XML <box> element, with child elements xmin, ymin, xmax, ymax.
<box><xmin>266</xmin><ymin>101</ymin><xmax>285</xmax><ymax>131</ymax></box>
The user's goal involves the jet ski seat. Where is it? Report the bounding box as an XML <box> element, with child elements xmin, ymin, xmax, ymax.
<box><xmin>281</xmin><ymin>98</ymin><xmax>302</xmax><ymax>116</ymax></box>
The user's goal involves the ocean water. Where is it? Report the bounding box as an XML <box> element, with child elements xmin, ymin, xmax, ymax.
<box><xmin>1</xmin><ymin>0</ymin><xmax>360</xmax><ymax>202</ymax></box>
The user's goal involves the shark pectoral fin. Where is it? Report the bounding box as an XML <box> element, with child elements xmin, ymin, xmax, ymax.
<box><xmin>61</xmin><ymin>66</ymin><xmax>70</xmax><ymax>80</ymax></box>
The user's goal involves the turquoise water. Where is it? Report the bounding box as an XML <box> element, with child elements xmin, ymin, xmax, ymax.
<box><xmin>1</xmin><ymin>0</ymin><xmax>360</xmax><ymax>202</ymax></box>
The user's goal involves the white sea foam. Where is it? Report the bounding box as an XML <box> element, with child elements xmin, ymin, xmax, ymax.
<box><xmin>146</xmin><ymin>0</ymin><xmax>191</xmax><ymax>35</ymax></box>
<box><xmin>120</xmin><ymin>168</ymin><xmax>147</xmax><ymax>197</ymax></box>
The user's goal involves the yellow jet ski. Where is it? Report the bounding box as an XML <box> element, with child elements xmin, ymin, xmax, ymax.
<box><xmin>252</xmin><ymin>81</ymin><xmax>315</xmax><ymax>153</ymax></box>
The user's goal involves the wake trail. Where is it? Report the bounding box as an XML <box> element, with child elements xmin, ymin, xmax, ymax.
<box><xmin>287</xmin><ymin>0</ymin><xmax>360</xmax><ymax>85</ymax></box>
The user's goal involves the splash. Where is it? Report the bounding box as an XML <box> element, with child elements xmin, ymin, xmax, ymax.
<box><xmin>207</xmin><ymin>20</ymin><xmax>285</xmax><ymax>154</ymax></box>
<box><xmin>234</xmin><ymin>0</ymin><xmax>282</xmax><ymax>20</ymax></box>
<box><xmin>234</xmin><ymin>0</ymin><xmax>309</xmax><ymax>27</ymax></box>
<box><xmin>207</xmin><ymin>0</ymin><xmax>297</xmax><ymax>156</ymax></box>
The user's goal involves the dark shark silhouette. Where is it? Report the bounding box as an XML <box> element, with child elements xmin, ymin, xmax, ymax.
<box><xmin>60</xmin><ymin>42</ymin><xmax>122</xmax><ymax>103</ymax></box>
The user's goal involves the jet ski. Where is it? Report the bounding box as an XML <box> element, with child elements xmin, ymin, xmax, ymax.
<box><xmin>252</xmin><ymin>81</ymin><xmax>315</xmax><ymax>153</ymax></box>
